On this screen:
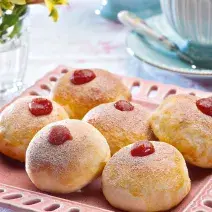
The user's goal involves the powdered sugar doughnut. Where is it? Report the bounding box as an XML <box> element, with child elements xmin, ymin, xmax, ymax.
<box><xmin>150</xmin><ymin>94</ymin><xmax>212</xmax><ymax>168</ymax></box>
<box><xmin>0</xmin><ymin>96</ymin><xmax>68</xmax><ymax>162</ymax></box>
<box><xmin>102</xmin><ymin>141</ymin><xmax>191</xmax><ymax>212</ymax></box>
<box><xmin>51</xmin><ymin>69</ymin><xmax>131</xmax><ymax>119</ymax></box>
<box><xmin>83</xmin><ymin>100</ymin><xmax>155</xmax><ymax>155</ymax></box>
<box><xmin>26</xmin><ymin>119</ymin><xmax>110</xmax><ymax>193</ymax></box>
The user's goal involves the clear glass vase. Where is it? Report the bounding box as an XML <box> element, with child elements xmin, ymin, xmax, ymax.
<box><xmin>0</xmin><ymin>7</ymin><xmax>29</xmax><ymax>101</ymax></box>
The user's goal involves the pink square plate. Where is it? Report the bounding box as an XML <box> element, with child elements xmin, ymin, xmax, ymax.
<box><xmin>0</xmin><ymin>66</ymin><xmax>211</xmax><ymax>212</ymax></box>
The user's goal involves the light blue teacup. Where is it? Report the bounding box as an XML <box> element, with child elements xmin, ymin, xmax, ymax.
<box><xmin>160</xmin><ymin>0</ymin><xmax>212</xmax><ymax>68</ymax></box>
<box><xmin>98</xmin><ymin>0</ymin><xmax>161</xmax><ymax>20</ymax></box>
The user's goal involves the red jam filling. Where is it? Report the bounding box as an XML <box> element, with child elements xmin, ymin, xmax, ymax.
<box><xmin>196</xmin><ymin>97</ymin><xmax>212</xmax><ymax>117</ymax></box>
<box><xmin>48</xmin><ymin>125</ymin><xmax>72</xmax><ymax>145</ymax></box>
<box><xmin>131</xmin><ymin>141</ymin><xmax>155</xmax><ymax>157</ymax></box>
<box><xmin>114</xmin><ymin>100</ymin><xmax>134</xmax><ymax>111</ymax></box>
<box><xmin>29</xmin><ymin>98</ymin><xmax>53</xmax><ymax>116</ymax></box>
<box><xmin>70</xmin><ymin>69</ymin><xmax>96</xmax><ymax>85</ymax></box>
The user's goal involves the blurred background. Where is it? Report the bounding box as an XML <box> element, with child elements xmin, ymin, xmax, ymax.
<box><xmin>0</xmin><ymin>0</ymin><xmax>211</xmax><ymax>107</ymax></box>
<box><xmin>27</xmin><ymin>0</ymin><xmax>211</xmax><ymax>89</ymax></box>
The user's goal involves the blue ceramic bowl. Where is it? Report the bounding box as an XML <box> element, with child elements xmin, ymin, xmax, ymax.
<box><xmin>98</xmin><ymin>0</ymin><xmax>161</xmax><ymax>20</ymax></box>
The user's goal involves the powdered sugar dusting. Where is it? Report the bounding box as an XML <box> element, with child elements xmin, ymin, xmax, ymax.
<box><xmin>0</xmin><ymin>96</ymin><xmax>69</xmax><ymax>143</ymax></box>
<box><xmin>0</xmin><ymin>96</ymin><xmax>69</xmax><ymax>161</ymax></box>
<box><xmin>84</xmin><ymin>102</ymin><xmax>153</xmax><ymax>137</ymax></box>
<box><xmin>150</xmin><ymin>94</ymin><xmax>212</xmax><ymax>168</ymax></box>
<box><xmin>52</xmin><ymin>68</ymin><xmax>130</xmax><ymax>102</ymax></box>
<box><xmin>103</xmin><ymin>141</ymin><xmax>189</xmax><ymax>193</ymax></box>
<box><xmin>26</xmin><ymin>119</ymin><xmax>110</xmax><ymax>192</ymax></box>
<box><xmin>51</xmin><ymin>68</ymin><xmax>131</xmax><ymax>118</ymax></box>
<box><xmin>83</xmin><ymin>102</ymin><xmax>155</xmax><ymax>154</ymax></box>
<box><xmin>102</xmin><ymin>141</ymin><xmax>191</xmax><ymax>212</ymax></box>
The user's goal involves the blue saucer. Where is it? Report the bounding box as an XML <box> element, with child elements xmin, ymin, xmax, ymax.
<box><xmin>126</xmin><ymin>14</ymin><xmax>212</xmax><ymax>80</ymax></box>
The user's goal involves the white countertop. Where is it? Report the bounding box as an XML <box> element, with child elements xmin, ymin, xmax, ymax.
<box><xmin>25</xmin><ymin>0</ymin><xmax>211</xmax><ymax>91</ymax></box>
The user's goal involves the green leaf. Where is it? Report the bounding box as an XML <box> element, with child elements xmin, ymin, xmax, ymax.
<box><xmin>0</xmin><ymin>5</ymin><xmax>27</xmax><ymax>43</ymax></box>
<box><xmin>49</xmin><ymin>7</ymin><xmax>58</xmax><ymax>22</ymax></box>
<box><xmin>13</xmin><ymin>4</ymin><xmax>27</xmax><ymax>16</ymax></box>
<box><xmin>0</xmin><ymin>14</ymin><xmax>19</xmax><ymax>30</ymax></box>
<box><xmin>9</xmin><ymin>21</ymin><xmax>22</xmax><ymax>39</ymax></box>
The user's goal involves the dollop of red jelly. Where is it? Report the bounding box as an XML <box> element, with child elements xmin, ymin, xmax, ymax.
<box><xmin>70</xmin><ymin>69</ymin><xmax>96</xmax><ymax>85</ymax></box>
<box><xmin>29</xmin><ymin>98</ymin><xmax>53</xmax><ymax>116</ymax></box>
<box><xmin>48</xmin><ymin>125</ymin><xmax>72</xmax><ymax>145</ymax></box>
<box><xmin>131</xmin><ymin>141</ymin><xmax>155</xmax><ymax>157</ymax></box>
<box><xmin>196</xmin><ymin>97</ymin><xmax>212</xmax><ymax>117</ymax></box>
<box><xmin>114</xmin><ymin>100</ymin><xmax>134</xmax><ymax>111</ymax></box>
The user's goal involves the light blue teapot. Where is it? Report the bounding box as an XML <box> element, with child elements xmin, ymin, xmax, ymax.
<box><xmin>98</xmin><ymin>0</ymin><xmax>161</xmax><ymax>20</ymax></box>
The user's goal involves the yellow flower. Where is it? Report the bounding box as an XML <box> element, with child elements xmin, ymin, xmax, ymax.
<box><xmin>0</xmin><ymin>0</ymin><xmax>14</xmax><ymax>10</ymax></box>
<box><xmin>44</xmin><ymin>0</ymin><xmax>68</xmax><ymax>21</ymax></box>
<box><xmin>10</xmin><ymin>0</ymin><xmax>26</xmax><ymax>5</ymax></box>
<box><xmin>0</xmin><ymin>0</ymin><xmax>67</xmax><ymax>20</ymax></box>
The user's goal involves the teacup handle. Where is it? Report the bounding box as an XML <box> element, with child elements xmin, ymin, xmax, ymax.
<box><xmin>118</xmin><ymin>10</ymin><xmax>195</xmax><ymax>67</ymax></box>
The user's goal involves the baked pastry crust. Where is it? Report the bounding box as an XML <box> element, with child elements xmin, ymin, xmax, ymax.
<box><xmin>102</xmin><ymin>141</ymin><xmax>191</xmax><ymax>212</ymax></box>
<box><xmin>51</xmin><ymin>69</ymin><xmax>131</xmax><ymax>119</ymax></box>
<box><xmin>26</xmin><ymin>119</ymin><xmax>110</xmax><ymax>193</ymax></box>
<box><xmin>0</xmin><ymin>96</ymin><xmax>69</xmax><ymax>162</ymax></box>
<box><xmin>83</xmin><ymin>102</ymin><xmax>155</xmax><ymax>155</ymax></box>
<box><xmin>150</xmin><ymin>94</ymin><xmax>212</xmax><ymax>168</ymax></box>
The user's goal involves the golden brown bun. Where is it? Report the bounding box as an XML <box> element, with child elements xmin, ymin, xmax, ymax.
<box><xmin>83</xmin><ymin>102</ymin><xmax>155</xmax><ymax>155</ymax></box>
<box><xmin>102</xmin><ymin>141</ymin><xmax>191</xmax><ymax>212</ymax></box>
<box><xmin>150</xmin><ymin>94</ymin><xmax>212</xmax><ymax>168</ymax></box>
<box><xmin>51</xmin><ymin>69</ymin><xmax>131</xmax><ymax>119</ymax></box>
<box><xmin>0</xmin><ymin>96</ymin><xmax>69</xmax><ymax>162</ymax></box>
<box><xmin>26</xmin><ymin>119</ymin><xmax>110</xmax><ymax>193</ymax></box>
